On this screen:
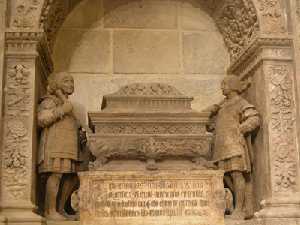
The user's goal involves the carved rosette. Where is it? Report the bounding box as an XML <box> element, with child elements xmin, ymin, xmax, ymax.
<box><xmin>267</xmin><ymin>64</ymin><xmax>298</xmax><ymax>193</ymax></box>
<box><xmin>1</xmin><ymin>65</ymin><xmax>31</xmax><ymax>200</ymax></box>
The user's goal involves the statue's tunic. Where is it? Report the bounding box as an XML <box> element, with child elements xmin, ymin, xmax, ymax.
<box><xmin>213</xmin><ymin>95</ymin><xmax>259</xmax><ymax>173</ymax></box>
<box><xmin>38</xmin><ymin>95</ymin><xmax>78</xmax><ymax>173</ymax></box>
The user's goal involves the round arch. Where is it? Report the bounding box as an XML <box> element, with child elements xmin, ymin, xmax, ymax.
<box><xmin>38</xmin><ymin>0</ymin><xmax>260</xmax><ymax>62</ymax></box>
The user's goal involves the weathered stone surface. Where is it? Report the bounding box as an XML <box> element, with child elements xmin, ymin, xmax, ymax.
<box><xmin>62</xmin><ymin>0</ymin><xmax>102</xmax><ymax>29</ymax></box>
<box><xmin>104</xmin><ymin>0</ymin><xmax>178</xmax><ymax>29</ymax></box>
<box><xmin>79</xmin><ymin>170</ymin><xmax>225</xmax><ymax>225</ymax></box>
<box><xmin>53</xmin><ymin>29</ymin><xmax>110</xmax><ymax>73</ymax></box>
<box><xmin>113</xmin><ymin>30</ymin><xmax>180</xmax><ymax>74</ymax></box>
<box><xmin>180</xmin><ymin>0</ymin><xmax>217</xmax><ymax>31</ymax></box>
<box><xmin>183</xmin><ymin>32</ymin><xmax>229</xmax><ymax>74</ymax></box>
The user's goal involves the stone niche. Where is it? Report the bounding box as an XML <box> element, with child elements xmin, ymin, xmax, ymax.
<box><xmin>80</xmin><ymin>83</ymin><xmax>224</xmax><ymax>225</ymax></box>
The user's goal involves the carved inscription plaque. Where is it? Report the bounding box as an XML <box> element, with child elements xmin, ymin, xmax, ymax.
<box><xmin>79</xmin><ymin>171</ymin><xmax>224</xmax><ymax>225</ymax></box>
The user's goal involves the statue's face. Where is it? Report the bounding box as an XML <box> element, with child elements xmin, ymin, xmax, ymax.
<box><xmin>59</xmin><ymin>75</ymin><xmax>74</xmax><ymax>95</ymax></box>
<box><xmin>221</xmin><ymin>79</ymin><xmax>231</xmax><ymax>96</ymax></box>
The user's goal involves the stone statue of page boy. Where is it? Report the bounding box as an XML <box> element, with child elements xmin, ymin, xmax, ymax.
<box><xmin>208</xmin><ymin>75</ymin><xmax>260</xmax><ymax>219</ymax></box>
<box><xmin>37</xmin><ymin>72</ymin><xmax>87</xmax><ymax>220</ymax></box>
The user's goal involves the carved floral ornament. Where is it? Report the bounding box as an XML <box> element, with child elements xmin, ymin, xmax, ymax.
<box><xmin>1</xmin><ymin>64</ymin><xmax>31</xmax><ymax>200</ymax></box>
<box><xmin>11</xmin><ymin>0</ymin><xmax>43</xmax><ymax>28</ymax></box>
<box><xmin>267</xmin><ymin>64</ymin><xmax>298</xmax><ymax>192</ymax></box>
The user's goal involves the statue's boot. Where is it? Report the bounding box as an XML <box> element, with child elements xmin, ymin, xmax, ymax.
<box><xmin>229</xmin><ymin>210</ymin><xmax>245</xmax><ymax>220</ymax></box>
<box><xmin>45</xmin><ymin>173</ymin><xmax>67</xmax><ymax>221</ymax></box>
<box><xmin>244</xmin><ymin>180</ymin><xmax>254</xmax><ymax>219</ymax></box>
<box><xmin>46</xmin><ymin>211</ymin><xmax>68</xmax><ymax>221</ymax></box>
<box><xmin>232</xmin><ymin>171</ymin><xmax>246</xmax><ymax>219</ymax></box>
<box><xmin>60</xmin><ymin>209</ymin><xmax>79</xmax><ymax>221</ymax></box>
<box><xmin>58</xmin><ymin>174</ymin><xmax>79</xmax><ymax>220</ymax></box>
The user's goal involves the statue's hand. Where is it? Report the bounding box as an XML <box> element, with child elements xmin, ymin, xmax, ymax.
<box><xmin>62</xmin><ymin>101</ymin><xmax>73</xmax><ymax>114</ymax></box>
<box><xmin>239</xmin><ymin>123</ymin><xmax>248</xmax><ymax>135</ymax></box>
<box><xmin>206</xmin><ymin>104</ymin><xmax>220</xmax><ymax>116</ymax></box>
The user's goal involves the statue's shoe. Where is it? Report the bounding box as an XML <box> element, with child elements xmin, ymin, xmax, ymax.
<box><xmin>46</xmin><ymin>211</ymin><xmax>68</xmax><ymax>221</ymax></box>
<box><xmin>60</xmin><ymin>210</ymin><xmax>79</xmax><ymax>221</ymax></box>
<box><xmin>227</xmin><ymin>210</ymin><xmax>245</xmax><ymax>220</ymax></box>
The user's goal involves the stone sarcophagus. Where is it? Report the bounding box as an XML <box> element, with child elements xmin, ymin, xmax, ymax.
<box><xmin>87</xmin><ymin>83</ymin><xmax>213</xmax><ymax>169</ymax></box>
<box><xmin>80</xmin><ymin>83</ymin><xmax>224</xmax><ymax>225</ymax></box>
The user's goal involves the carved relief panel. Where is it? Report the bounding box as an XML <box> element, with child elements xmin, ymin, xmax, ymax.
<box><xmin>1</xmin><ymin>64</ymin><xmax>33</xmax><ymax>201</ymax></box>
<box><xmin>265</xmin><ymin>63</ymin><xmax>298</xmax><ymax>193</ymax></box>
<box><xmin>9</xmin><ymin>0</ymin><xmax>44</xmax><ymax>28</ymax></box>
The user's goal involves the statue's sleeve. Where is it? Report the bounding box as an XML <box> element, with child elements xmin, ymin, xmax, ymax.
<box><xmin>239</xmin><ymin>101</ymin><xmax>260</xmax><ymax>134</ymax></box>
<box><xmin>37</xmin><ymin>98</ymin><xmax>64</xmax><ymax>128</ymax></box>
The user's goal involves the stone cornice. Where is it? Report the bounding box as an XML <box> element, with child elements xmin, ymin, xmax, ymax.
<box><xmin>5</xmin><ymin>30</ymin><xmax>53</xmax><ymax>74</ymax></box>
<box><xmin>228</xmin><ymin>35</ymin><xmax>293</xmax><ymax>78</ymax></box>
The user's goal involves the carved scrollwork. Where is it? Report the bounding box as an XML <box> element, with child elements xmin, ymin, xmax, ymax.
<box><xmin>11</xmin><ymin>0</ymin><xmax>43</xmax><ymax>28</ymax></box>
<box><xmin>2</xmin><ymin>64</ymin><xmax>31</xmax><ymax>200</ymax></box>
<box><xmin>267</xmin><ymin>64</ymin><xmax>298</xmax><ymax>192</ymax></box>
<box><xmin>215</xmin><ymin>0</ymin><xmax>259</xmax><ymax>60</ymax></box>
<box><xmin>111</xmin><ymin>83</ymin><xmax>183</xmax><ymax>97</ymax></box>
<box><xmin>97</xmin><ymin>123</ymin><xmax>206</xmax><ymax>135</ymax></box>
<box><xmin>89</xmin><ymin>136</ymin><xmax>212</xmax><ymax>164</ymax></box>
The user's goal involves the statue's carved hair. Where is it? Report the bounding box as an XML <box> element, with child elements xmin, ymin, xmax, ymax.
<box><xmin>223</xmin><ymin>75</ymin><xmax>251</xmax><ymax>93</ymax></box>
<box><xmin>47</xmin><ymin>72</ymin><xmax>70</xmax><ymax>94</ymax></box>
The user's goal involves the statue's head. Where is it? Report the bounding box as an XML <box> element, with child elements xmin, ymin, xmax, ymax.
<box><xmin>221</xmin><ymin>75</ymin><xmax>242</xmax><ymax>96</ymax></box>
<box><xmin>47</xmin><ymin>72</ymin><xmax>74</xmax><ymax>96</ymax></box>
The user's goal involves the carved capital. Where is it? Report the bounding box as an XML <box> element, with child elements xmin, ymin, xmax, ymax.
<box><xmin>228</xmin><ymin>36</ymin><xmax>293</xmax><ymax>78</ymax></box>
<box><xmin>5</xmin><ymin>30</ymin><xmax>53</xmax><ymax>74</ymax></box>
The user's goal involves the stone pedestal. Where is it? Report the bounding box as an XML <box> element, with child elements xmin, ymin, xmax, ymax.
<box><xmin>79</xmin><ymin>170</ymin><xmax>224</xmax><ymax>225</ymax></box>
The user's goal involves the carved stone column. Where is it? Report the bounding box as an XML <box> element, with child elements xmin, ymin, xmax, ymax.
<box><xmin>0</xmin><ymin>0</ymin><xmax>7</xmax><ymax>224</ymax></box>
<box><xmin>229</xmin><ymin>36</ymin><xmax>300</xmax><ymax>223</ymax></box>
<box><xmin>0</xmin><ymin>30</ymin><xmax>52</xmax><ymax>225</ymax></box>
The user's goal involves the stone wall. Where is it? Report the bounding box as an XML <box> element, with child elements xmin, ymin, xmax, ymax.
<box><xmin>52</xmin><ymin>0</ymin><xmax>229</xmax><ymax>124</ymax></box>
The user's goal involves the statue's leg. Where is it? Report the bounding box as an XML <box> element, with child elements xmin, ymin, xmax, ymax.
<box><xmin>224</xmin><ymin>174</ymin><xmax>234</xmax><ymax>192</ymax></box>
<box><xmin>244</xmin><ymin>175</ymin><xmax>254</xmax><ymax>219</ymax></box>
<box><xmin>58</xmin><ymin>173</ymin><xmax>79</xmax><ymax>219</ymax></box>
<box><xmin>45</xmin><ymin>173</ymin><xmax>66</xmax><ymax>220</ymax></box>
<box><xmin>231</xmin><ymin>171</ymin><xmax>246</xmax><ymax>218</ymax></box>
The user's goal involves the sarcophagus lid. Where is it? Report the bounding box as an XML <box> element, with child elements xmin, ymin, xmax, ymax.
<box><xmin>88</xmin><ymin>83</ymin><xmax>212</xmax><ymax>168</ymax></box>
